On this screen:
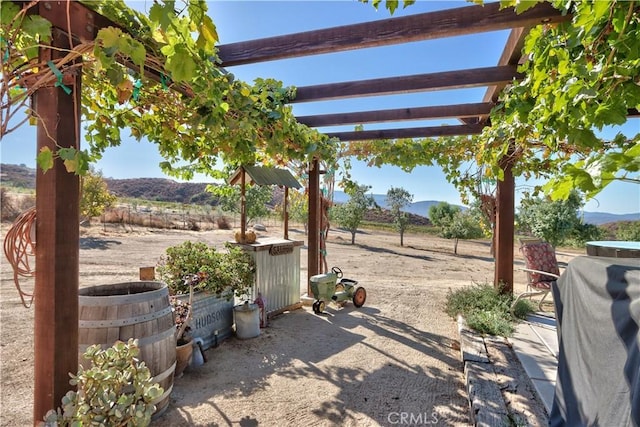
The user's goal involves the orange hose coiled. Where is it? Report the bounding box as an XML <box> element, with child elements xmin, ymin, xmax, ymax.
<box><xmin>3</xmin><ymin>207</ymin><xmax>36</xmax><ymax>308</ymax></box>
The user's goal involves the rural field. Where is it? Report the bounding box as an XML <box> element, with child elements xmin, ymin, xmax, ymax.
<box><xmin>0</xmin><ymin>221</ymin><xmax>577</xmax><ymax>426</ymax></box>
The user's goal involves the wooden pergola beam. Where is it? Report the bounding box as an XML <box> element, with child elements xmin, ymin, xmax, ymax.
<box><xmin>217</xmin><ymin>2</ymin><xmax>570</xmax><ymax>66</ymax></box>
<box><xmin>326</xmin><ymin>123</ymin><xmax>484</xmax><ymax>141</ymax></box>
<box><xmin>297</xmin><ymin>102</ymin><xmax>492</xmax><ymax>127</ymax></box>
<box><xmin>293</xmin><ymin>66</ymin><xmax>522</xmax><ymax>103</ymax></box>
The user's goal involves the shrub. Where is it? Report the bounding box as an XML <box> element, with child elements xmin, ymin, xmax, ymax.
<box><xmin>616</xmin><ymin>221</ymin><xmax>640</xmax><ymax>241</ymax></box>
<box><xmin>156</xmin><ymin>240</ymin><xmax>255</xmax><ymax>299</ymax></box>
<box><xmin>445</xmin><ymin>283</ymin><xmax>534</xmax><ymax>336</ymax></box>
<box><xmin>1</xmin><ymin>188</ymin><xmax>35</xmax><ymax>221</ymax></box>
<box><xmin>217</xmin><ymin>216</ymin><xmax>231</xmax><ymax>229</ymax></box>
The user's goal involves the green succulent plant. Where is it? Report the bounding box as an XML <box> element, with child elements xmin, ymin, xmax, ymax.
<box><xmin>44</xmin><ymin>339</ymin><xmax>163</xmax><ymax>426</ymax></box>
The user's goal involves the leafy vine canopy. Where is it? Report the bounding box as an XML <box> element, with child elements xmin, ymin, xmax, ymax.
<box><xmin>351</xmin><ymin>0</ymin><xmax>639</xmax><ymax>205</ymax></box>
<box><xmin>2</xmin><ymin>0</ymin><xmax>638</xmax><ymax>202</ymax></box>
<box><xmin>1</xmin><ymin>0</ymin><xmax>337</xmax><ymax>180</ymax></box>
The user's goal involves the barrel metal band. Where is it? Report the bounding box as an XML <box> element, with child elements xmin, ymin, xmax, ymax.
<box><xmin>78</xmin><ymin>286</ymin><xmax>167</xmax><ymax>305</ymax></box>
<box><xmin>79</xmin><ymin>306</ymin><xmax>172</xmax><ymax>328</ymax></box>
<box><xmin>136</xmin><ymin>326</ymin><xmax>176</xmax><ymax>347</ymax></box>
<box><xmin>153</xmin><ymin>361</ymin><xmax>177</xmax><ymax>384</ymax></box>
<box><xmin>77</xmin><ymin>327</ymin><xmax>174</xmax><ymax>353</ymax></box>
<box><xmin>151</xmin><ymin>383</ymin><xmax>174</xmax><ymax>406</ymax></box>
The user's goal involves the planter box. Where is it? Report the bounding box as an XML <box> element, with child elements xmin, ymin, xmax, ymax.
<box><xmin>178</xmin><ymin>291</ymin><xmax>233</xmax><ymax>350</ymax></box>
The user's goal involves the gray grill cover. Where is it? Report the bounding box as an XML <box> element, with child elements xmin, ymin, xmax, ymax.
<box><xmin>551</xmin><ymin>255</ymin><xmax>640</xmax><ymax>426</ymax></box>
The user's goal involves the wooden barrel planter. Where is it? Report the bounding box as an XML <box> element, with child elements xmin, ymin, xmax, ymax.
<box><xmin>78</xmin><ymin>281</ymin><xmax>176</xmax><ymax>416</ymax></box>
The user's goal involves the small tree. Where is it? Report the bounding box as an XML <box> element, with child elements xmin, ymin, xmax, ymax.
<box><xmin>80</xmin><ymin>169</ymin><xmax>117</xmax><ymax>223</ymax></box>
<box><xmin>517</xmin><ymin>191</ymin><xmax>583</xmax><ymax>247</ymax></box>
<box><xmin>428</xmin><ymin>202</ymin><xmax>459</xmax><ymax>228</ymax></box>
<box><xmin>286</xmin><ymin>189</ymin><xmax>309</xmax><ymax>234</ymax></box>
<box><xmin>429</xmin><ymin>202</ymin><xmax>482</xmax><ymax>254</ymax></box>
<box><xmin>441</xmin><ymin>211</ymin><xmax>484</xmax><ymax>255</ymax></box>
<box><xmin>331</xmin><ymin>183</ymin><xmax>376</xmax><ymax>244</ymax></box>
<box><xmin>386</xmin><ymin>187</ymin><xmax>413</xmax><ymax>246</ymax></box>
<box><xmin>216</xmin><ymin>184</ymin><xmax>273</xmax><ymax>225</ymax></box>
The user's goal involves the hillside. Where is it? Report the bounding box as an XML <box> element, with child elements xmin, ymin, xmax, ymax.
<box><xmin>1</xmin><ymin>164</ymin><xmax>637</xmax><ymax>225</ymax></box>
<box><xmin>104</xmin><ymin>178</ymin><xmax>216</xmax><ymax>205</ymax></box>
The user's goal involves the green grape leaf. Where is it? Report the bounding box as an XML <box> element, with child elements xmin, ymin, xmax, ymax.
<box><xmin>165</xmin><ymin>46</ymin><xmax>195</xmax><ymax>82</ymax></box>
<box><xmin>97</xmin><ymin>27</ymin><xmax>122</xmax><ymax>49</ymax></box>
<box><xmin>37</xmin><ymin>147</ymin><xmax>54</xmax><ymax>172</ymax></box>
<box><xmin>21</xmin><ymin>15</ymin><xmax>52</xmax><ymax>43</ymax></box>
<box><xmin>149</xmin><ymin>2</ymin><xmax>174</xmax><ymax>30</ymax></box>
<box><xmin>57</xmin><ymin>147</ymin><xmax>76</xmax><ymax>161</ymax></box>
<box><xmin>0</xmin><ymin>2</ymin><xmax>20</xmax><ymax>25</ymax></box>
<box><xmin>513</xmin><ymin>0</ymin><xmax>541</xmax><ymax>14</ymax></box>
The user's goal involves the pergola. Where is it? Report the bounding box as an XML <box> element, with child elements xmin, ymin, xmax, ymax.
<box><xmin>22</xmin><ymin>1</ymin><xmax>573</xmax><ymax>423</ymax></box>
<box><xmin>214</xmin><ymin>1</ymin><xmax>572</xmax><ymax>293</ymax></box>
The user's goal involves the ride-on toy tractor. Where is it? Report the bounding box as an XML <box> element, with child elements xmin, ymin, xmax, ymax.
<box><xmin>309</xmin><ymin>267</ymin><xmax>366</xmax><ymax>314</ymax></box>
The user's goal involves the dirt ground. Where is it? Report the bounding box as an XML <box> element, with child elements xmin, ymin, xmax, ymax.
<box><xmin>0</xmin><ymin>222</ymin><xmax>578</xmax><ymax>426</ymax></box>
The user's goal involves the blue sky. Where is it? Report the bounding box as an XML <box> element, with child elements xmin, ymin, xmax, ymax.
<box><xmin>1</xmin><ymin>1</ymin><xmax>639</xmax><ymax>214</ymax></box>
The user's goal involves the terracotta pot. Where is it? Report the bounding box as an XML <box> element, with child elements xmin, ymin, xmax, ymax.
<box><xmin>175</xmin><ymin>339</ymin><xmax>193</xmax><ymax>378</ymax></box>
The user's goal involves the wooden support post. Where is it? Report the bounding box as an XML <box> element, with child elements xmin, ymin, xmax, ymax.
<box><xmin>284</xmin><ymin>186</ymin><xmax>289</xmax><ymax>240</ymax></box>
<box><xmin>240</xmin><ymin>167</ymin><xmax>246</xmax><ymax>242</ymax></box>
<box><xmin>494</xmin><ymin>156</ymin><xmax>515</xmax><ymax>294</ymax></box>
<box><xmin>33</xmin><ymin>29</ymin><xmax>81</xmax><ymax>423</ymax></box>
<box><xmin>307</xmin><ymin>159</ymin><xmax>320</xmax><ymax>295</ymax></box>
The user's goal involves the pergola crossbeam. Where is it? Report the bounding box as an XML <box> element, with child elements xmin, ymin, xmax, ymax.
<box><xmin>297</xmin><ymin>102</ymin><xmax>492</xmax><ymax>127</ymax></box>
<box><xmin>326</xmin><ymin>123</ymin><xmax>484</xmax><ymax>141</ymax></box>
<box><xmin>292</xmin><ymin>66</ymin><xmax>522</xmax><ymax>103</ymax></box>
<box><xmin>217</xmin><ymin>2</ymin><xmax>570</xmax><ymax>66</ymax></box>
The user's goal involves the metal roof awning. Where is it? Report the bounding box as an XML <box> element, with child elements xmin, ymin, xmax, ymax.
<box><xmin>228</xmin><ymin>165</ymin><xmax>302</xmax><ymax>189</ymax></box>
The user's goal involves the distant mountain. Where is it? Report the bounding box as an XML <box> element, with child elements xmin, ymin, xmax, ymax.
<box><xmin>333</xmin><ymin>191</ymin><xmax>465</xmax><ymax>218</ymax></box>
<box><xmin>332</xmin><ymin>190</ymin><xmax>639</xmax><ymax>225</ymax></box>
<box><xmin>104</xmin><ymin>177</ymin><xmax>215</xmax><ymax>205</ymax></box>
<box><xmin>581</xmin><ymin>211</ymin><xmax>640</xmax><ymax>225</ymax></box>
<box><xmin>1</xmin><ymin>164</ymin><xmax>637</xmax><ymax>225</ymax></box>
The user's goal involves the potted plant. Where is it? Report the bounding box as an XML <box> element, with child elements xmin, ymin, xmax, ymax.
<box><xmin>171</xmin><ymin>274</ymin><xmax>200</xmax><ymax>377</ymax></box>
<box><xmin>157</xmin><ymin>241</ymin><xmax>256</xmax><ymax>349</ymax></box>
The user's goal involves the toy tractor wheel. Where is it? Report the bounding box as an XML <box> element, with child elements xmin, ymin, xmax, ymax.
<box><xmin>353</xmin><ymin>287</ymin><xmax>367</xmax><ymax>308</ymax></box>
<box><xmin>317</xmin><ymin>300</ymin><xmax>326</xmax><ymax>313</ymax></box>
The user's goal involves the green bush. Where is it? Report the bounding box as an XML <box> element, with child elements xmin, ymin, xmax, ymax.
<box><xmin>445</xmin><ymin>283</ymin><xmax>534</xmax><ymax>336</ymax></box>
<box><xmin>616</xmin><ymin>221</ymin><xmax>640</xmax><ymax>241</ymax></box>
<box><xmin>156</xmin><ymin>240</ymin><xmax>255</xmax><ymax>299</ymax></box>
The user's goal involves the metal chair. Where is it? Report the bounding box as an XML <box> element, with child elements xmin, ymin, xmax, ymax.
<box><xmin>512</xmin><ymin>240</ymin><xmax>560</xmax><ymax>311</ymax></box>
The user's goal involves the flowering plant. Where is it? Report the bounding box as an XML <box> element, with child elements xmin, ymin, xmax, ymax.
<box><xmin>170</xmin><ymin>296</ymin><xmax>192</xmax><ymax>345</ymax></box>
<box><xmin>170</xmin><ymin>273</ymin><xmax>206</xmax><ymax>345</ymax></box>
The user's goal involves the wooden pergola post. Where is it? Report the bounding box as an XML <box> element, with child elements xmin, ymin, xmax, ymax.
<box><xmin>284</xmin><ymin>186</ymin><xmax>289</xmax><ymax>240</ymax></box>
<box><xmin>494</xmin><ymin>154</ymin><xmax>515</xmax><ymax>294</ymax></box>
<box><xmin>307</xmin><ymin>159</ymin><xmax>320</xmax><ymax>295</ymax></box>
<box><xmin>33</xmin><ymin>28</ymin><xmax>81</xmax><ymax>423</ymax></box>
<box><xmin>240</xmin><ymin>166</ymin><xmax>246</xmax><ymax>241</ymax></box>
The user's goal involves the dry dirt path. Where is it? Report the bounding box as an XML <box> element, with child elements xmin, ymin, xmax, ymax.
<box><xmin>1</xmin><ymin>223</ymin><xmax>560</xmax><ymax>426</ymax></box>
